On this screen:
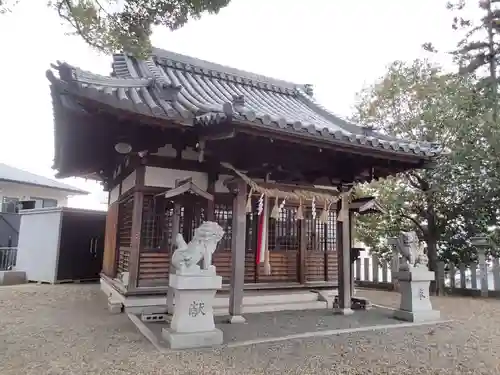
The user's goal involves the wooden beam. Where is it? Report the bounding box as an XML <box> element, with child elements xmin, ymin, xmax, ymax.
<box><xmin>127</xmin><ymin>165</ymin><xmax>145</xmax><ymax>291</ymax></box>
<box><xmin>163</xmin><ymin>180</ymin><xmax>214</xmax><ymax>201</ymax></box>
<box><xmin>224</xmin><ymin>177</ymin><xmax>339</xmax><ymax>196</ymax></box>
<box><xmin>231</xmin><ymin>121</ymin><xmax>427</xmax><ymax>164</ymax></box>
<box><xmin>228</xmin><ymin>179</ymin><xmax>247</xmax><ymax>322</ymax></box>
<box><xmin>200</xmin><ymin>129</ymin><xmax>236</xmax><ymax>142</ymax></box>
<box><xmin>144</xmin><ymin>154</ymin><xmax>210</xmax><ymax>173</ymax></box>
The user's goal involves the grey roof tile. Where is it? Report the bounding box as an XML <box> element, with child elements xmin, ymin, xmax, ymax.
<box><xmin>47</xmin><ymin>49</ymin><xmax>440</xmax><ymax>158</ymax></box>
<box><xmin>0</xmin><ymin>163</ymin><xmax>88</xmax><ymax>194</ymax></box>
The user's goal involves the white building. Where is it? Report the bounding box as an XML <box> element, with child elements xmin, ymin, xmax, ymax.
<box><xmin>0</xmin><ymin>163</ymin><xmax>88</xmax><ymax>212</ymax></box>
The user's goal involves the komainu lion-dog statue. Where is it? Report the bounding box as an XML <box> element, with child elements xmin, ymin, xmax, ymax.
<box><xmin>171</xmin><ymin>221</ymin><xmax>225</xmax><ymax>273</ymax></box>
<box><xmin>392</xmin><ymin>231</ymin><xmax>428</xmax><ymax>271</ymax></box>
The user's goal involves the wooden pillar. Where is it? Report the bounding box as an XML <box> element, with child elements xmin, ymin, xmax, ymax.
<box><xmin>228</xmin><ymin>179</ymin><xmax>247</xmax><ymax>323</ymax></box>
<box><xmin>299</xmin><ymin>218</ymin><xmax>307</xmax><ymax>284</ymax></box>
<box><xmin>182</xmin><ymin>201</ymin><xmax>194</xmax><ymax>242</ymax></box>
<box><xmin>103</xmin><ymin>201</ymin><xmax>119</xmax><ymax>278</ymax></box>
<box><xmin>206</xmin><ymin>172</ymin><xmax>216</xmax><ymax>221</ymax></box>
<box><xmin>171</xmin><ymin>203</ymin><xmax>181</xmax><ymax>252</ymax></box>
<box><xmin>253</xmin><ymin>211</ymin><xmax>260</xmax><ymax>283</ymax></box>
<box><xmin>323</xmin><ymin>222</ymin><xmax>328</xmax><ymax>281</ymax></box>
<box><xmin>127</xmin><ymin>166</ymin><xmax>145</xmax><ymax>291</ymax></box>
<box><xmin>335</xmin><ymin>191</ymin><xmax>353</xmax><ymax>314</ymax></box>
<box><xmin>349</xmin><ymin>211</ymin><xmax>355</xmax><ymax>296</ymax></box>
<box><xmin>166</xmin><ymin>201</ymin><xmax>182</xmax><ymax>315</ymax></box>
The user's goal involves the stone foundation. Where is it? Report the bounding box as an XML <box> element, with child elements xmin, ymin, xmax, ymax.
<box><xmin>162</xmin><ymin>327</ymin><xmax>223</xmax><ymax>349</ymax></box>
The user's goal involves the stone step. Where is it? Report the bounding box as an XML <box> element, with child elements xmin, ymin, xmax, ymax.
<box><xmin>213</xmin><ymin>291</ymin><xmax>319</xmax><ymax>308</ymax></box>
<box><xmin>243</xmin><ymin>300</ymin><xmax>327</xmax><ymax>314</ymax></box>
<box><xmin>213</xmin><ymin>300</ymin><xmax>328</xmax><ymax>316</ymax></box>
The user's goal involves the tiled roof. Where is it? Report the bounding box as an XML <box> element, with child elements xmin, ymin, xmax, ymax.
<box><xmin>0</xmin><ymin>163</ymin><xmax>88</xmax><ymax>195</ymax></box>
<box><xmin>46</xmin><ymin>49</ymin><xmax>440</xmax><ymax>158</ymax></box>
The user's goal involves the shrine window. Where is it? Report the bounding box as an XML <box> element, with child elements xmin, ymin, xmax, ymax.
<box><xmin>214</xmin><ymin>195</ymin><xmax>232</xmax><ymax>251</ymax></box>
<box><xmin>305</xmin><ymin>207</ymin><xmax>336</xmax><ymax>252</ymax></box>
<box><xmin>267</xmin><ymin>205</ymin><xmax>299</xmax><ymax>251</ymax></box>
<box><xmin>141</xmin><ymin>194</ymin><xmax>170</xmax><ymax>250</ymax></box>
<box><xmin>326</xmin><ymin>210</ymin><xmax>337</xmax><ymax>251</ymax></box>
<box><xmin>141</xmin><ymin>191</ymin><xmax>213</xmax><ymax>251</ymax></box>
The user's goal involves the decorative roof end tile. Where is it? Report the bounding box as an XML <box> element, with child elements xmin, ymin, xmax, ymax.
<box><xmin>232</xmin><ymin>95</ymin><xmax>245</xmax><ymax>112</ymax></box>
<box><xmin>362</xmin><ymin>125</ymin><xmax>375</xmax><ymax>136</ymax></box>
<box><xmin>303</xmin><ymin>84</ymin><xmax>314</xmax><ymax>97</ymax></box>
<box><xmin>155</xmin><ymin>81</ymin><xmax>182</xmax><ymax>102</ymax></box>
<box><xmin>55</xmin><ymin>62</ymin><xmax>76</xmax><ymax>83</ymax></box>
<box><xmin>222</xmin><ymin>102</ymin><xmax>234</xmax><ymax>116</ymax></box>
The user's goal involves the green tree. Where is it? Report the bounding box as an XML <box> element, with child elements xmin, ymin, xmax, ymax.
<box><xmin>0</xmin><ymin>0</ymin><xmax>231</xmax><ymax>56</ymax></box>
<box><xmin>353</xmin><ymin>59</ymin><xmax>500</xmax><ymax>293</ymax></box>
<box><xmin>425</xmin><ymin>0</ymin><xmax>500</xmax><ymax>118</ymax></box>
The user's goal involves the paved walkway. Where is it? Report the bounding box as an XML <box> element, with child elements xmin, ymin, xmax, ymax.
<box><xmin>144</xmin><ymin>305</ymin><xmax>410</xmax><ymax>347</ymax></box>
<box><xmin>1</xmin><ymin>284</ymin><xmax>499</xmax><ymax>374</ymax></box>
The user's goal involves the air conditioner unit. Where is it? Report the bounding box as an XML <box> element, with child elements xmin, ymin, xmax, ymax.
<box><xmin>18</xmin><ymin>200</ymin><xmax>36</xmax><ymax>210</ymax></box>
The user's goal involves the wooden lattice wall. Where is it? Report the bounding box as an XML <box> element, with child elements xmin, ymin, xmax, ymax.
<box><xmin>114</xmin><ymin>188</ymin><xmax>339</xmax><ymax>288</ymax></box>
<box><xmin>137</xmin><ymin>192</ymin><xmax>172</xmax><ymax>287</ymax></box>
<box><xmin>305</xmin><ymin>209</ymin><xmax>338</xmax><ymax>282</ymax></box>
<box><xmin>137</xmin><ymin>192</ymin><xmax>211</xmax><ymax>287</ymax></box>
<box><xmin>212</xmin><ymin>195</ymin><xmax>234</xmax><ymax>283</ymax></box>
<box><xmin>116</xmin><ymin>194</ymin><xmax>134</xmax><ymax>274</ymax></box>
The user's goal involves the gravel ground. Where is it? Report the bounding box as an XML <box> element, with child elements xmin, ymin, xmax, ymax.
<box><xmin>1</xmin><ymin>284</ymin><xmax>500</xmax><ymax>375</ymax></box>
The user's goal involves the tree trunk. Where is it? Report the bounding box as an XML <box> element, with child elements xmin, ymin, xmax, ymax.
<box><xmin>426</xmin><ymin>185</ymin><xmax>440</xmax><ymax>295</ymax></box>
<box><xmin>426</xmin><ymin>233</ymin><xmax>439</xmax><ymax>295</ymax></box>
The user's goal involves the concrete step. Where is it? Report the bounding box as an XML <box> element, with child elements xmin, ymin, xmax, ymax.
<box><xmin>0</xmin><ymin>271</ymin><xmax>26</xmax><ymax>285</ymax></box>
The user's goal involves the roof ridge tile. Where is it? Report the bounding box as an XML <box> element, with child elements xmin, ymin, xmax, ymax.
<box><xmin>151</xmin><ymin>48</ymin><xmax>299</xmax><ymax>95</ymax></box>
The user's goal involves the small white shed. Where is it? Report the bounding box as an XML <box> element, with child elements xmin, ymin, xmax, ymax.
<box><xmin>16</xmin><ymin>207</ymin><xmax>106</xmax><ymax>283</ymax></box>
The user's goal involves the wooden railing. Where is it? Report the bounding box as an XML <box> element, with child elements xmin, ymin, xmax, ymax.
<box><xmin>354</xmin><ymin>253</ymin><xmax>500</xmax><ymax>297</ymax></box>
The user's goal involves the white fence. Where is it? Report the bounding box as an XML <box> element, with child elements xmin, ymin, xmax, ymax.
<box><xmin>354</xmin><ymin>254</ymin><xmax>500</xmax><ymax>297</ymax></box>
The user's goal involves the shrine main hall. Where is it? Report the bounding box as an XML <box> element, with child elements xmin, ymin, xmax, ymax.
<box><xmin>47</xmin><ymin>48</ymin><xmax>438</xmax><ymax>318</ymax></box>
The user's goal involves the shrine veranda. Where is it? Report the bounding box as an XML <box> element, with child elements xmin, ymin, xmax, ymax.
<box><xmin>47</xmin><ymin>48</ymin><xmax>439</xmax><ymax>319</ymax></box>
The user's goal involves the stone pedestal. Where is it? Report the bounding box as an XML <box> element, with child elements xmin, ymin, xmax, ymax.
<box><xmin>162</xmin><ymin>269</ymin><xmax>223</xmax><ymax>349</ymax></box>
<box><xmin>166</xmin><ymin>286</ymin><xmax>175</xmax><ymax>315</ymax></box>
<box><xmin>393</xmin><ymin>267</ymin><xmax>440</xmax><ymax>323</ymax></box>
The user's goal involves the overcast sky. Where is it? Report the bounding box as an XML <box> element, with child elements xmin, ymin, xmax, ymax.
<box><xmin>0</xmin><ymin>0</ymin><xmax>459</xmax><ymax>210</ymax></box>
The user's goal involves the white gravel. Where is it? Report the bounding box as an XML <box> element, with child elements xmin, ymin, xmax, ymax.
<box><xmin>0</xmin><ymin>284</ymin><xmax>499</xmax><ymax>374</ymax></box>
